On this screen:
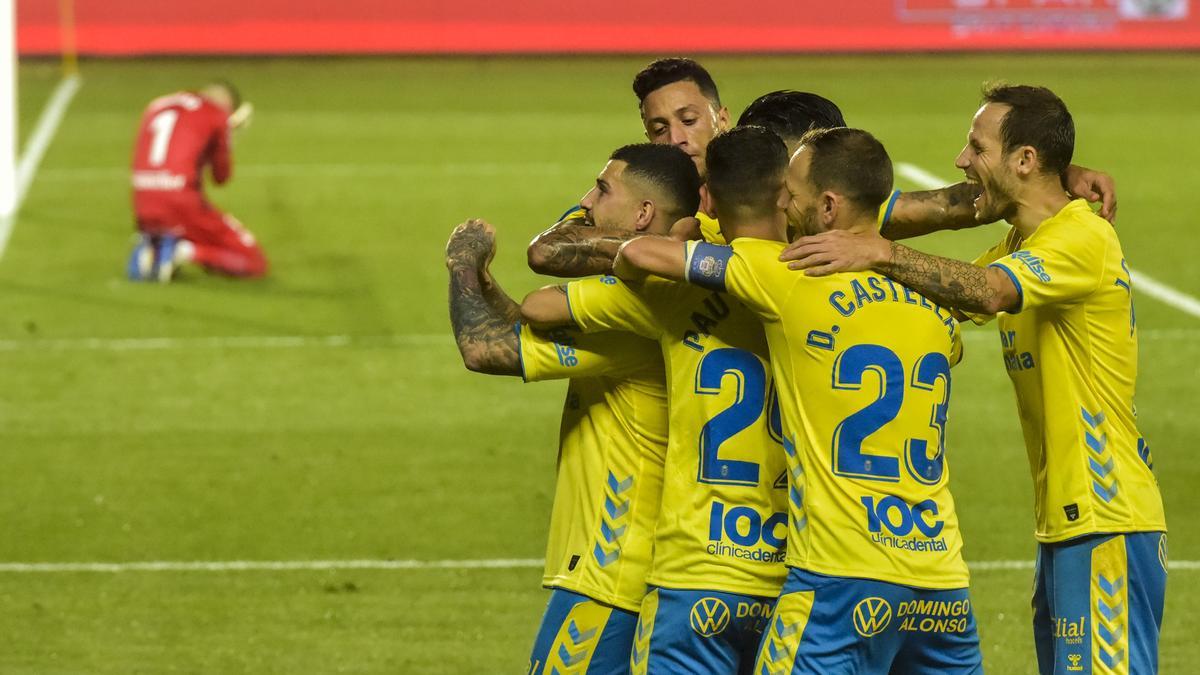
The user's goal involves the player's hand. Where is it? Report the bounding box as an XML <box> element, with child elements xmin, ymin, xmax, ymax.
<box><xmin>446</xmin><ymin>218</ymin><xmax>497</xmax><ymax>271</ymax></box>
<box><xmin>1065</xmin><ymin>164</ymin><xmax>1117</xmax><ymax>223</ymax></box>
<box><xmin>229</xmin><ymin>102</ymin><xmax>255</xmax><ymax>130</ymax></box>
<box><xmin>779</xmin><ymin>229</ymin><xmax>891</xmax><ymax>276</ymax></box>
<box><xmin>669</xmin><ymin>216</ymin><xmax>702</xmax><ymax>241</ymax></box>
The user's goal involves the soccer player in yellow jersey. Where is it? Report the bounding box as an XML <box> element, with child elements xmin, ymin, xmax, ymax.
<box><xmin>526</xmin><ymin>58</ymin><xmax>733</xmax><ymax>278</ymax></box>
<box><xmin>446</xmin><ymin>145</ymin><xmax>696</xmax><ymax>674</ymax></box>
<box><xmin>614</xmin><ymin>126</ymin><xmax>983</xmax><ymax>673</ymax></box>
<box><xmin>518</xmin><ymin>90</ymin><xmax>858</xmax><ymax>675</ymax></box>
<box><xmin>784</xmin><ymin>85</ymin><xmax>1168</xmax><ymax>674</ymax></box>
<box><xmin>523</xmin><ymin>164</ymin><xmax>794</xmax><ymax>674</ymax></box>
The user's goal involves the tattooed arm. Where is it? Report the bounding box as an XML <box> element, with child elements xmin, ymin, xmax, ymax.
<box><xmin>876</xmin><ymin>242</ymin><xmax>1019</xmax><ymax>315</ymax></box>
<box><xmin>780</xmin><ymin>228</ymin><xmax>1019</xmax><ymax>315</ymax></box>
<box><xmin>527</xmin><ymin>216</ymin><xmax>638</xmax><ymax>277</ymax></box>
<box><xmin>479</xmin><ymin>266</ymin><xmax>522</xmax><ymax>325</ymax></box>
<box><xmin>881</xmin><ymin>164</ymin><xmax>1117</xmax><ymax>240</ymax></box>
<box><xmin>446</xmin><ymin>219</ymin><xmax>521</xmax><ymax>376</ymax></box>
<box><xmin>882</xmin><ymin>183</ymin><xmax>982</xmax><ymax>240</ymax></box>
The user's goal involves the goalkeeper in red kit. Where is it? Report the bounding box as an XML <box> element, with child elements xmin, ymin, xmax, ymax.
<box><xmin>127</xmin><ymin>81</ymin><xmax>265</xmax><ymax>281</ymax></box>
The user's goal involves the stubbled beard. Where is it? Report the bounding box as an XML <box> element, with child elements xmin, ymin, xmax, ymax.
<box><xmin>793</xmin><ymin>204</ymin><xmax>822</xmax><ymax>236</ymax></box>
<box><xmin>977</xmin><ymin>177</ymin><xmax>1018</xmax><ymax>224</ymax></box>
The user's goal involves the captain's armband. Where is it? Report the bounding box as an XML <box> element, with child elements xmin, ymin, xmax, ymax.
<box><xmin>685</xmin><ymin>241</ymin><xmax>733</xmax><ymax>292</ymax></box>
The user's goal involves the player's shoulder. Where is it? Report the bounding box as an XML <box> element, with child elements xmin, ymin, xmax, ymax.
<box><xmin>729</xmin><ymin>237</ymin><xmax>793</xmax><ymax>280</ymax></box>
<box><xmin>1043</xmin><ymin>199</ymin><xmax>1115</xmax><ymax>242</ymax></box>
<box><xmin>572</xmin><ymin>274</ymin><xmax>660</xmax><ymax>314</ymax></box>
<box><xmin>640</xmin><ymin>274</ymin><xmax>693</xmax><ymax>306</ymax></box>
<box><xmin>146</xmin><ymin>91</ymin><xmax>205</xmax><ymax>114</ymax></box>
<box><xmin>730</xmin><ymin>237</ymin><xmax>787</xmax><ymax>257</ymax></box>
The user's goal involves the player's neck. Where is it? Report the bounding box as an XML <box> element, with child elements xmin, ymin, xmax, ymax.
<box><xmin>724</xmin><ymin>214</ymin><xmax>787</xmax><ymax>242</ymax></box>
<box><xmin>1011</xmin><ymin>183</ymin><xmax>1071</xmax><ymax>237</ymax></box>
<box><xmin>831</xmin><ymin>214</ymin><xmax>877</xmax><ymax>236</ymax></box>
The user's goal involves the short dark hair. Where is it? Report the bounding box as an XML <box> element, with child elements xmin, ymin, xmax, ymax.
<box><xmin>610</xmin><ymin>143</ymin><xmax>702</xmax><ymax>220</ymax></box>
<box><xmin>982</xmin><ymin>83</ymin><xmax>1074</xmax><ymax>177</ymax></box>
<box><xmin>798</xmin><ymin>127</ymin><xmax>893</xmax><ymax>214</ymax></box>
<box><xmin>737</xmin><ymin>91</ymin><xmax>847</xmax><ymax>143</ymax></box>
<box><xmin>705</xmin><ymin>126</ymin><xmax>788</xmax><ymax>219</ymax></box>
<box><xmin>632</xmin><ymin>58</ymin><xmax>721</xmax><ymax>109</ymax></box>
<box><xmin>210</xmin><ymin>80</ymin><xmax>242</xmax><ymax>109</ymax></box>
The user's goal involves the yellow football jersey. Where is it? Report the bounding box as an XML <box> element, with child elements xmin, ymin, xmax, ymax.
<box><xmin>972</xmin><ymin>199</ymin><xmax>1166</xmax><ymax>543</ymax></box>
<box><xmin>698</xmin><ymin>212</ymin><xmax>725</xmax><ymax>245</ymax></box>
<box><xmin>685</xmin><ymin>237</ymin><xmax>970</xmax><ymax>589</ymax></box>
<box><xmin>565</xmin><ymin>275</ymin><xmax>789</xmax><ymax>598</ymax></box>
<box><xmin>519</xmin><ymin>323</ymin><xmax>669</xmax><ymax>611</ymax></box>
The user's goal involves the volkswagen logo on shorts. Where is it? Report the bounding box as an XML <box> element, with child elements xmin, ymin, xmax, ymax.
<box><xmin>852</xmin><ymin>597</ymin><xmax>893</xmax><ymax>637</ymax></box>
<box><xmin>689</xmin><ymin>597</ymin><xmax>732</xmax><ymax>637</ymax></box>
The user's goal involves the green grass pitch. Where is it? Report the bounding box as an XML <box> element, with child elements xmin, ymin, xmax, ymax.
<box><xmin>0</xmin><ymin>54</ymin><xmax>1196</xmax><ymax>673</ymax></box>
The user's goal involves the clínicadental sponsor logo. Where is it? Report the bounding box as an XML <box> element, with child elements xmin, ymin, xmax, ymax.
<box><xmin>852</xmin><ymin>597</ymin><xmax>893</xmax><ymax>637</ymax></box>
<box><xmin>861</xmin><ymin>496</ymin><xmax>948</xmax><ymax>553</ymax></box>
<box><xmin>896</xmin><ymin>599</ymin><xmax>972</xmax><ymax>634</ymax></box>
<box><xmin>689</xmin><ymin>597</ymin><xmax>732</xmax><ymax>637</ymax></box>
<box><xmin>706</xmin><ymin>501</ymin><xmax>787</xmax><ymax>563</ymax></box>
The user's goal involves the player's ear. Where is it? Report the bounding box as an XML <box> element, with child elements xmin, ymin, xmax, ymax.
<box><xmin>716</xmin><ymin>106</ymin><xmax>731</xmax><ymax>133</ymax></box>
<box><xmin>1016</xmin><ymin>145</ymin><xmax>1038</xmax><ymax>178</ymax></box>
<box><xmin>699</xmin><ymin>184</ymin><xmax>717</xmax><ymax>219</ymax></box>
<box><xmin>820</xmin><ymin>191</ymin><xmax>839</xmax><ymax>228</ymax></box>
<box><xmin>635</xmin><ymin>200</ymin><xmax>655</xmax><ymax>231</ymax></box>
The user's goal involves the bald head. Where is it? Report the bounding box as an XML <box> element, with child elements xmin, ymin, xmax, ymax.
<box><xmin>200</xmin><ymin>81</ymin><xmax>241</xmax><ymax>112</ymax></box>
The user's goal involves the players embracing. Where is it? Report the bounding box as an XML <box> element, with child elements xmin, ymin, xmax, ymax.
<box><xmin>448</xmin><ymin>57</ymin><xmax>1156</xmax><ymax>674</ymax></box>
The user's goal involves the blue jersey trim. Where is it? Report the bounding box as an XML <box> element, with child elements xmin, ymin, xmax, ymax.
<box><xmin>881</xmin><ymin>189</ymin><xmax>901</xmax><ymax>228</ymax></box>
<box><xmin>989</xmin><ymin>262</ymin><xmax>1024</xmax><ymax>313</ymax></box>
<box><xmin>515</xmin><ymin>321</ymin><xmax>530</xmax><ymax>383</ymax></box>
<box><xmin>565</xmin><ymin>284</ymin><xmax>579</xmax><ymax>326</ymax></box>
<box><xmin>558</xmin><ymin>204</ymin><xmax>584</xmax><ymax>222</ymax></box>
<box><xmin>685</xmin><ymin>241</ymin><xmax>732</xmax><ymax>292</ymax></box>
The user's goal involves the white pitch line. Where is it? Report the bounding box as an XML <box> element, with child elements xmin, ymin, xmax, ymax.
<box><xmin>0</xmin><ymin>558</ymin><xmax>1192</xmax><ymax>573</ymax></box>
<box><xmin>1130</xmin><ymin>273</ymin><xmax>1200</xmax><ymax>319</ymax></box>
<box><xmin>0</xmin><ymin>74</ymin><xmax>82</xmax><ymax>257</ymax></box>
<box><xmin>0</xmin><ymin>333</ymin><xmax>452</xmax><ymax>352</ymax></box>
<box><xmin>0</xmin><ymin>329</ymin><xmax>1195</xmax><ymax>354</ymax></box>
<box><xmin>0</xmin><ymin>558</ymin><xmax>545</xmax><ymax>573</ymax></box>
<box><xmin>37</xmin><ymin>160</ymin><xmax>593</xmax><ymax>182</ymax></box>
<box><xmin>16</xmin><ymin>75</ymin><xmax>82</xmax><ymax>204</ymax></box>
<box><xmin>895</xmin><ymin>162</ymin><xmax>1200</xmax><ymax>321</ymax></box>
<box><xmin>895</xmin><ymin>162</ymin><xmax>950</xmax><ymax>191</ymax></box>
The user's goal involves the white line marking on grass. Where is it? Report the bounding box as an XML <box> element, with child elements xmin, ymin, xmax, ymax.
<box><xmin>0</xmin><ymin>333</ymin><xmax>452</xmax><ymax>352</ymax></box>
<box><xmin>896</xmin><ymin>162</ymin><xmax>1200</xmax><ymax>321</ymax></box>
<box><xmin>1131</xmin><ymin>273</ymin><xmax>1200</xmax><ymax>319</ymax></box>
<box><xmin>0</xmin><ymin>558</ymin><xmax>1193</xmax><ymax>573</ymax></box>
<box><xmin>37</xmin><ymin>160</ymin><xmax>593</xmax><ymax>182</ymax></box>
<box><xmin>0</xmin><ymin>559</ymin><xmax>545</xmax><ymax>573</ymax></box>
<box><xmin>0</xmin><ymin>329</ymin><xmax>1194</xmax><ymax>354</ymax></box>
<box><xmin>895</xmin><ymin>162</ymin><xmax>950</xmax><ymax>191</ymax></box>
<box><xmin>0</xmin><ymin>74</ymin><xmax>82</xmax><ymax>257</ymax></box>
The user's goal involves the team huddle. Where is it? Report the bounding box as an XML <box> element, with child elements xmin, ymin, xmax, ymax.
<box><xmin>446</xmin><ymin>58</ymin><xmax>1166</xmax><ymax>674</ymax></box>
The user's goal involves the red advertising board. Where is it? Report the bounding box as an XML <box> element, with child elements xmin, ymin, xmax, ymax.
<box><xmin>17</xmin><ymin>0</ymin><xmax>1200</xmax><ymax>55</ymax></box>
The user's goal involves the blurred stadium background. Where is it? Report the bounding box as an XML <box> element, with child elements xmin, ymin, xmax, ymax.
<box><xmin>0</xmin><ymin>1</ymin><xmax>1197</xmax><ymax>672</ymax></box>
